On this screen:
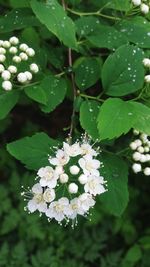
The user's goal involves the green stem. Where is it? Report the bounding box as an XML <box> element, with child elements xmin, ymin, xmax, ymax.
<box><xmin>80</xmin><ymin>93</ymin><xmax>104</xmax><ymax>102</ymax></box>
<box><xmin>67</xmin><ymin>8</ymin><xmax>121</xmax><ymax>21</ymax></box>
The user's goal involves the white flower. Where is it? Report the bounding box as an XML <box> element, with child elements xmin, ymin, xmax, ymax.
<box><xmin>8</xmin><ymin>65</ymin><xmax>17</xmax><ymax>74</ymax></box>
<box><xmin>55</xmin><ymin>165</ymin><xmax>64</xmax><ymax>175</ymax></box>
<box><xmin>143</xmin><ymin>58</ymin><xmax>150</xmax><ymax>67</ymax></box>
<box><xmin>79</xmin><ymin>193</ymin><xmax>95</xmax><ymax>211</ymax></box>
<box><xmin>84</xmin><ymin>176</ymin><xmax>106</xmax><ymax>196</ymax></box>
<box><xmin>79</xmin><ymin>155</ymin><xmax>100</xmax><ymax>176</ymax></box>
<box><xmin>27</xmin><ymin>183</ymin><xmax>47</xmax><ymax>213</ymax></box>
<box><xmin>80</xmin><ymin>143</ymin><xmax>97</xmax><ymax>156</ymax></box>
<box><xmin>140</xmin><ymin>3</ymin><xmax>149</xmax><ymax>14</ymax></box>
<box><xmin>49</xmin><ymin>149</ymin><xmax>69</xmax><ymax>166</ymax></box>
<box><xmin>145</xmin><ymin>75</ymin><xmax>150</xmax><ymax>83</ymax></box>
<box><xmin>1</xmin><ymin>70</ymin><xmax>11</xmax><ymax>80</ymax></box>
<box><xmin>0</xmin><ymin>64</ymin><xmax>5</xmax><ymax>73</ymax></box>
<box><xmin>37</xmin><ymin>166</ymin><xmax>58</xmax><ymax>188</ymax></box>
<box><xmin>24</xmin><ymin>71</ymin><xmax>32</xmax><ymax>81</ymax></box>
<box><xmin>70</xmin><ymin>165</ymin><xmax>80</xmax><ymax>175</ymax></box>
<box><xmin>132</xmin><ymin>163</ymin><xmax>142</xmax><ymax>173</ymax></box>
<box><xmin>132</xmin><ymin>0</ymin><xmax>141</xmax><ymax>6</ymax></box>
<box><xmin>68</xmin><ymin>183</ymin><xmax>78</xmax><ymax>194</ymax></box>
<box><xmin>0</xmin><ymin>55</ymin><xmax>6</xmax><ymax>62</ymax></box>
<box><xmin>13</xmin><ymin>56</ymin><xmax>21</xmax><ymax>63</ymax></box>
<box><xmin>143</xmin><ymin>167</ymin><xmax>150</xmax><ymax>176</ymax></box>
<box><xmin>43</xmin><ymin>188</ymin><xmax>55</xmax><ymax>202</ymax></box>
<box><xmin>19</xmin><ymin>52</ymin><xmax>28</xmax><ymax>61</ymax></box>
<box><xmin>63</xmin><ymin>142</ymin><xmax>81</xmax><ymax>157</ymax></box>
<box><xmin>0</xmin><ymin>47</ymin><xmax>6</xmax><ymax>54</ymax></box>
<box><xmin>30</xmin><ymin>63</ymin><xmax>39</xmax><ymax>73</ymax></box>
<box><xmin>17</xmin><ymin>72</ymin><xmax>28</xmax><ymax>83</ymax></box>
<box><xmin>2</xmin><ymin>81</ymin><xmax>12</xmax><ymax>91</ymax></box>
<box><xmin>46</xmin><ymin>197</ymin><xmax>69</xmax><ymax>222</ymax></box>
<box><xmin>60</xmin><ymin>173</ymin><xmax>69</xmax><ymax>183</ymax></box>
<box><xmin>26</xmin><ymin>48</ymin><xmax>35</xmax><ymax>57</ymax></box>
<box><xmin>78</xmin><ymin>174</ymin><xmax>88</xmax><ymax>184</ymax></box>
<box><xmin>9</xmin><ymin>46</ymin><xmax>18</xmax><ymax>54</ymax></box>
<box><xmin>9</xmin><ymin>36</ymin><xmax>19</xmax><ymax>45</ymax></box>
<box><xmin>3</xmin><ymin>41</ymin><xmax>10</xmax><ymax>48</ymax></box>
<box><xmin>67</xmin><ymin>198</ymin><xmax>84</xmax><ymax>219</ymax></box>
<box><xmin>19</xmin><ymin>43</ymin><xmax>28</xmax><ymax>51</ymax></box>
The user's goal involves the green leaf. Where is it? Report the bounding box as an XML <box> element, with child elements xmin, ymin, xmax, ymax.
<box><xmin>97</xmin><ymin>98</ymin><xmax>135</xmax><ymax>140</ymax></box>
<box><xmin>100</xmin><ymin>153</ymin><xmax>129</xmax><ymax>216</ymax></box>
<box><xmin>24</xmin><ymin>85</ymin><xmax>47</xmax><ymax>105</ymax></box>
<box><xmin>124</xmin><ymin>244</ymin><xmax>142</xmax><ymax>263</ymax></box>
<box><xmin>74</xmin><ymin>57</ymin><xmax>102</xmax><ymax>90</ymax></box>
<box><xmin>102</xmin><ymin>45</ymin><xmax>144</xmax><ymax>96</ymax></box>
<box><xmin>0</xmin><ymin>8</ymin><xmax>40</xmax><ymax>33</ymax></box>
<box><xmin>116</xmin><ymin>17</ymin><xmax>150</xmax><ymax>48</ymax></box>
<box><xmin>75</xmin><ymin>16</ymin><xmax>102</xmax><ymax>38</ymax></box>
<box><xmin>7</xmin><ymin>132</ymin><xmax>58</xmax><ymax>170</ymax></box>
<box><xmin>31</xmin><ymin>0</ymin><xmax>77</xmax><ymax>49</ymax></box>
<box><xmin>0</xmin><ymin>91</ymin><xmax>19</xmax><ymax>120</ymax></box>
<box><xmin>131</xmin><ymin>101</ymin><xmax>150</xmax><ymax>135</ymax></box>
<box><xmin>93</xmin><ymin>0</ymin><xmax>131</xmax><ymax>11</ymax></box>
<box><xmin>40</xmin><ymin>75</ymin><xmax>67</xmax><ymax>113</ymax></box>
<box><xmin>80</xmin><ymin>100</ymin><xmax>100</xmax><ymax>140</ymax></box>
<box><xmin>87</xmin><ymin>25</ymin><xmax>128</xmax><ymax>50</ymax></box>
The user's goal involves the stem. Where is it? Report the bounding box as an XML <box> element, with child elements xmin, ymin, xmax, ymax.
<box><xmin>62</xmin><ymin>0</ymin><xmax>77</xmax><ymax>142</ymax></box>
<box><xmin>80</xmin><ymin>93</ymin><xmax>104</xmax><ymax>103</ymax></box>
<box><xmin>67</xmin><ymin>8</ymin><xmax>121</xmax><ymax>21</ymax></box>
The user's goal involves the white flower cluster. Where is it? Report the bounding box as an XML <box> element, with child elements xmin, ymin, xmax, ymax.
<box><xmin>0</xmin><ymin>36</ymin><xmax>39</xmax><ymax>91</ymax></box>
<box><xmin>22</xmin><ymin>137</ymin><xmax>107</xmax><ymax>227</ymax></box>
<box><xmin>130</xmin><ymin>129</ymin><xmax>150</xmax><ymax>175</ymax></box>
<box><xmin>143</xmin><ymin>58</ymin><xmax>150</xmax><ymax>83</ymax></box>
<box><xmin>132</xmin><ymin>0</ymin><xmax>150</xmax><ymax>14</ymax></box>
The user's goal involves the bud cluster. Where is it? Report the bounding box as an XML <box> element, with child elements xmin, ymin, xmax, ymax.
<box><xmin>131</xmin><ymin>0</ymin><xmax>150</xmax><ymax>14</ymax></box>
<box><xmin>130</xmin><ymin>129</ymin><xmax>150</xmax><ymax>175</ymax></box>
<box><xmin>0</xmin><ymin>36</ymin><xmax>39</xmax><ymax>91</ymax></box>
<box><xmin>143</xmin><ymin>58</ymin><xmax>150</xmax><ymax>83</ymax></box>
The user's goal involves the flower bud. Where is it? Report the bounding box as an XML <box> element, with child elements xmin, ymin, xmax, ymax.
<box><xmin>141</xmin><ymin>3</ymin><xmax>149</xmax><ymax>14</ymax></box>
<box><xmin>1</xmin><ymin>70</ymin><xmax>11</xmax><ymax>80</ymax></box>
<box><xmin>68</xmin><ymin>183</ymin><xmax>78</xmax><ymax>194</ymax></box>
<box><xmin>143</xmin><ymin>167</ymin><xmax>150</xmax><ymax>176</ymax></box>
<box><xmin>9</xmin><ymin>36</ymin><xmax>19</xmax><ymax>45</ymax></box>
<box><xmin>70</xmin><ymin>165</ymin><xmax>80</xmax><ymax>175</ymax></box>
<box><xmin>60</xmin><ymin>173</ymin><xmax>69</xmax><ymax>183</ymax></box>
<box><xmin>2</xmin><ymin>81</ymin><xmax>12</xmax><ymax>91</ymax></box>
<box><xmin>0</xmin><ymin>55</ymin><xmax>6</xmax><ymax>62</ymax></box>
<box><xmin>78</xmin><ymin>174</ymin><xmax>88</xmax><ymax>184</ymax></box>
<box><xmin>9</xmin><ymin>46</ymin><xmax>18</xmax><ymax>54</ymax></box>
<box><xmin>132</xmin><ymin>163</ymin><xmax>142</xmax><ymax>173</ymax></box>
<box><xmin>30</xmin><ymin>63</ymin><xmax>39</xmax><ymax>73</ymax></box>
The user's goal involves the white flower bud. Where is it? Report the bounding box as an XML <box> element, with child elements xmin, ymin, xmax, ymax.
<box><xmin>141</xmin><ymin>3</ymin><xmax>149</xmax><ymax>14</ymax></box>
<box><xmin>144</xmin><ymin>146</ymin><xmax>149</xmax><ymax>153</ymax></box>
<box><xmin>0</xmin><ymin>47</ymin><xmax>6</xmax><ymax>54</ymax></box>
<box><xmin>70</xmin><ymin>165</ymin><xmax>80</xmax><ymax>175</ymax></box>
<box><xmin>60</xmin><ymin>173</ymin><xmax>69</xmax><ymax>183</ymax></box>
<box><xmin>132</xmin><ymin>163</ymin><xmax>142</xmax><ymax>173</ymax></box>
<box><xmin>0</xmin><ymin>64</ymin><xmax>5</xmax><ymax>73</ymax></box>
<box><xmin>2</xmin><ymin>81</ymin><xmax>12</xmax><ymax>91</ymax></box>
<box><xmin>130</xmin><ymin>142</ymin><xmax>137</xmax><ymax>150</ymax></box>
<box><xmin>139</xmin><ymin>154</ymin><xmax>147</xmax><ymax>163</ymax></box>
<box><xmin>145</xmin><ymin>75</ymin><xmax>150</xmax><ymax>83</ymax></box>
<box><xmin>140</xmin><ymin>133</ymin><xmax>148</xmax><ymax>143</ymax></box>
<box><xmin>132</xmin><ymin>0</ymin><xmax>141</xmax><ymax>6</ymax></box>
<box><xmin>55</xmin><ymin>166</ymin><xmax>63</xmax><ymax>175</ymax></box>
<box><xmin>147</xmin><ymin>141</ymin><xmax>150</xmax><ymax>147</ymax></box>
<box><xmin>30</xmin><ymin>63</ymin><xmax>39</xmax><ymax>73</ymax></box>
<box><xmin>19</xmin><ymin>52</ymin><xmax>28</xmax><ymax>61</ymax></box>
<box><xmin>13</xmin><ymin>56</ymin><xmax>21</xmax><ymax>63</ymax></box>
<box><xmin>137</xmin><ymin>146</ymin><xmax>144</xmax><ymax>154</ymax></box>
<box><xmin>0</xmin><ymin>55</ymin><xmax>6</xmax><ymax>62</ymax></box>
<box><xmin>146</xmin><ymin>154</ymin><xmax>150</xmax><ymax>161</ymax></box>
<box><xmin>135</xmin><ymin>139</ymin><xmax>142</xmax><ymax>147</ymax></box>
<box><xmin>133</xmin><ymin>152</ymin><xmax>141</xmax><ymax>161</ymax></box>
<box><xmin>24</xmin><ymin>71</ymin><xmax>32</xmax><ymax>81</ymax></box>
<box><xmin>8</xmin><ymin>65</ymin><xmax>17</xmax><ymax>74</ymax></box>
<box><xmin>9</xmin><ymin>46</ymin><xmax>18</xmax><ymax>54</ymax></box>
<box><xmin>3</xmin><ymin>41</ymin><xmax>10</xmax><ymax>48</ymax></box>
<box><xmin>0</xmin><ymin>40</ymin><xmax>4</xmax><ymax>46</ymax></box>
<box><xmin>143</xmin><ymin>167</ymin><xmax>150</xmax><ymax>176</ymax></box>
<box><xmin>9</xmin><ymin>36</ymin><xmax>19</xmax><ymax>45</ymax></box>
<box><xmin>19</xmin><ymin>43</ymin><xmax>28</xmax><ymax>51</ymax></box>
<box><xmin>17</xmin><ymin>72</ymin><xmax>28</xmax><ymax>83</ymax></box>
<box><xmin>133</xmin><ymin>129</ymin><xmax>139</xmax><ymax>135</ymax></box>
<box><xmin>143</xmin><ymin>58</ymin><xmax>150</xmax><ymax>67</ymax></box>
<box><xmin>78</xmin><ymin>174</ymin><xmax>88</xmax><ymax>184</ymax></box>
<box><xmin>1</xmin><ymin>70</ymin><xmax>11</xmax><ymax>80</ymax></box>
<box><xmin>26</xmin><ymin>48</ymin><xmax>35</xmax><ymax>57</ymax></box>
<box><xmin>68</xmin><ymin>183</ymin><xmax>78</xmax><ymax>194</ymax></box>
